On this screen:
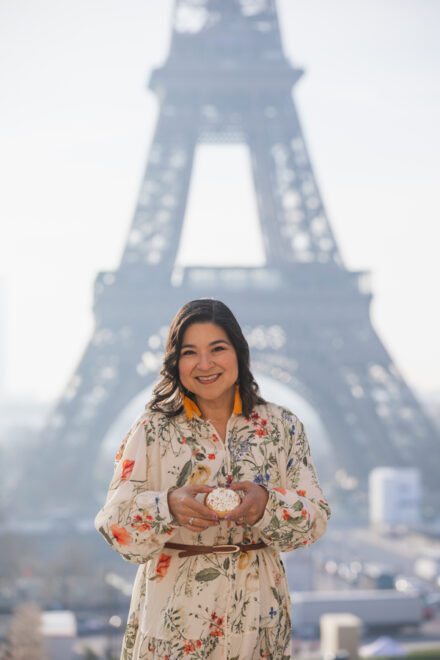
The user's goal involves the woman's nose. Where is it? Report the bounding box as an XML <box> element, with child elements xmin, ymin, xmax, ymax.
<box><xmin>198</xmin><ymin>352</ymin><xmax>214</xmax><ymax>369</ymax></box>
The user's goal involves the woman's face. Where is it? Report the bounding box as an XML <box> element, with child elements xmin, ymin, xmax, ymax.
<box><xmin>178</xmin><ymin>322</ymin><xmax>239</xmax><ymax>408</ymax></box>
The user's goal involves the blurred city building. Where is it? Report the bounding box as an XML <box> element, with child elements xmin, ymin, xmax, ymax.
<box><xmin>369</xmin><ymin>467</ymin><xmax>421</xmax><ymax>531</ymax></box>
<box><xmin>40</xmin><ymin>610</ymin><xmax>77</xmax><ymax>659</ymax></box>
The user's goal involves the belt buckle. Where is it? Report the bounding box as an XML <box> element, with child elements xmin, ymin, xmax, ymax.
<box><xmin>215</xmin><ymin>544</ymin><xmax>241</xmax><ymax>554</ymax></box>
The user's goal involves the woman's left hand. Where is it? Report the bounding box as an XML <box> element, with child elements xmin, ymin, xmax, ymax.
<box><xmin>225</xmin><ymin>481</ymin><xmax>269</xmax><ymax>526</ymax></box>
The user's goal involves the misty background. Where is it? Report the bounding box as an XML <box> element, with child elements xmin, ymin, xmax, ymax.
<box><xmin>0</xmin><ymin>0</ymin><xmax>439</xmax><ymax>408</ymax></box>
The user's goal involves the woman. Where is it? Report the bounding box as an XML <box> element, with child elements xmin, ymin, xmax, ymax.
<box><xmin>95</xmin><ymin>299</ymin><xmax>330</xmax><ymax>659</ymax></box>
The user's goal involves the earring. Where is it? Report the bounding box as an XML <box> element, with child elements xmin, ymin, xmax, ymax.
<box><xmin>180</xmin><ymin>392</ymin><xmax>201</xmax><ymax>419</ymax></box>
<box><xmin>233</xmin><ymin>384</ymin><xmax>243</xmax><ymax>415</ymax></box>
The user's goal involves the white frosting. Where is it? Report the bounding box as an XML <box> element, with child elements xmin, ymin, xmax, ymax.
<box><xmin>206</xmin><ymin>487</ymin><xmax>240</xmax><ymax>512</ymax></box>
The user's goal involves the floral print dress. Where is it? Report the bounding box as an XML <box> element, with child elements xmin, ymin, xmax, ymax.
<box><xmin>95</xmin><ymin>402</ymin><xmax>330</xmax><ymax>660</ymax></box>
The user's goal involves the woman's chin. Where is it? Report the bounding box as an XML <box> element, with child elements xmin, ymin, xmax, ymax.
<box><xmin>195</xmin><ymin>387</ymin><xmax>235</xmax><ymax>404</ymax></box>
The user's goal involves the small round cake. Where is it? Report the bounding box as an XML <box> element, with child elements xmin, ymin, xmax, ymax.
<box><xmin>205</xmin><ymin>487</ymin><xmax>241</xmax><ymax>518</ymax></box>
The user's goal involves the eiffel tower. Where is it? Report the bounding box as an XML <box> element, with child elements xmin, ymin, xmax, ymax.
<box><xmin>31</xmin><ymin>0</ymin><xmax>438</xmax><ymax>516</ymax></box>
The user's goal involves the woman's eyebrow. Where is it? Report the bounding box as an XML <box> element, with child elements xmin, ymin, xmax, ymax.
<box><xmin>180</xmin><ymin>339</ymin><xmax>230</xmax><ymax>349</ymax></box>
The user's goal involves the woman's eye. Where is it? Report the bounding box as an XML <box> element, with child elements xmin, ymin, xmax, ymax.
<box><xmin>181</xmin><ymin>350</ymin><xmax>195</xmax><ymax>356</ymax></box>
<box><xmin>213</xmin><ymin>346</ymin><xmax>225</xmax><ymax>352</ymax></box>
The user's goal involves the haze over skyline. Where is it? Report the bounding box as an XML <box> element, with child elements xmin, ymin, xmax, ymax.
<box><xmin>1</xmin><ymin>0</ymin><xmax>439</xmax><ymax>404</ymax></box>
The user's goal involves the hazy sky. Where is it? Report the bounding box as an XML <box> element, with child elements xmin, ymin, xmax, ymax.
<box><xmin>1</xmin><ymin>0</ymin><xmax>439</xmax><ymax>403</ymax></box>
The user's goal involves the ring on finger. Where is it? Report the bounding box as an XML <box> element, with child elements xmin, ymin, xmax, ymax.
<box><xmin>188</xmin><ymin>516</ymin><xmax>194</xmax><ymax>526</ymax></box>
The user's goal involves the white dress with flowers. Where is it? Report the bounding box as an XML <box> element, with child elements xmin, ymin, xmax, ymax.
<box><xmin>95</xmin><ymin>402</ymin><xmax>330</xmax><ymax>660</ymax></box>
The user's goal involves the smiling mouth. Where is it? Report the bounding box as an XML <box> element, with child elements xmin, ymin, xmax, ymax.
<box><xmin>195</xmin><ymin>374</ymin><xmax>221</xmax><ymax>384</ymax></box>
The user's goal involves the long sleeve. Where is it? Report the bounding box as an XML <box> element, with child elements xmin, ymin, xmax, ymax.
<box><xmin>94</xmin><ymin>411</ymin><xmax>179</xmax><ymax>564</ymax></box>
<box><xmin>253</xmin><ymin>409</ymin><xmax>330</xmax><ymax>553</ymax></box>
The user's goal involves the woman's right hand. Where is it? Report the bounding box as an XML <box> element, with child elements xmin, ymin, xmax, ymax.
<box><xmin>167</xmin><ymin>485</ymin><xmax>220</xmax><ymax>532</ymax></box>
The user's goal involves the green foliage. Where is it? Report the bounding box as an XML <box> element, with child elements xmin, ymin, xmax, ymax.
<box><xmin>82</xmin><ymin>649</ymin><xmax>100</xmax><ymax>660</ymax></box>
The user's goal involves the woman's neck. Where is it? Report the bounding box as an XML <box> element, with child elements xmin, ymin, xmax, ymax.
<box><xmin>195</xmin><ymin>389</ymin><xmax>235</xmax><ymax>425</ymax></box>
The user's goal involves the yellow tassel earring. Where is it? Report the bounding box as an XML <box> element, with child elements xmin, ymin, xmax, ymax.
<box><xmin>181</xmin><ymin>392</ymin><xmax>201</xmax><ymax>420</ymax></box>
<box><xmin>233</xmin><ymin>384</ymin><xmax>243</xmax><ymax>415</ymax></box>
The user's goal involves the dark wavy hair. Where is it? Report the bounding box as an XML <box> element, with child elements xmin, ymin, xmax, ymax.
<box><xmin>148</xmin><ymin>299</ymin><xmax>265</xmax><ymax>417</ymax></box>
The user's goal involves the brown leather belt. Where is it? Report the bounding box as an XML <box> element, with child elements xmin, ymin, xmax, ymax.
<box><xmin>164</xmin><ymin>541</ymin><xmax>267</xmax><ymax>558</ymax></box>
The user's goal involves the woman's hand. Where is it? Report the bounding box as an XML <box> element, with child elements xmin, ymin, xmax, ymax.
<box><xmin>167</xmin><ymin>485</ymin><xmax>220</xmax><ymax>532</ymax></box>
<box><xmin>226</xmin><ymin>481</ymin><xmax>269</xmax><ymax>525</ymax></box>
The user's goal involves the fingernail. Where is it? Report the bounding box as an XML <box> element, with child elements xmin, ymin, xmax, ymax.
<box><xmin>225</xmin><ymin>484</ymin><xmax>230</xmax><ymax>488</ymax></box>
<box><xmin>225</xmin><ymin>515</ymin><xmax>230</xmax><ymax>520</ymax></box>
<box><xmin>213</xmin><ymin>514</ymin><xmax>218</xmax><ymax>520</ymax></box>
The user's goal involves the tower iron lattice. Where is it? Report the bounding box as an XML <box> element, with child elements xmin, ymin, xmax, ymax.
<box><xmin>32</xmin><ymin>0</ymin><xmax>438</xmax><ymax>515</ymax></box>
